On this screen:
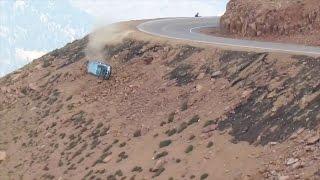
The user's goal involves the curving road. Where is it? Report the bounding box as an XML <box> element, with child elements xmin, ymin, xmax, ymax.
<box><xmin>137</xmin><ymin>17</ymin><xmax>320</xmax><ymax>56</ymax></box>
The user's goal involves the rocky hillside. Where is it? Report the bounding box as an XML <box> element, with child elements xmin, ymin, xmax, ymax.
<box><xmin>0</xmin><ymin>25</ymin><xmax>319</xmax><ymax>179</ymax></box>
<box><xmin>220</xmin><ymin>0</ymin><xmax>320</xmax><ymax>46</ymax></box>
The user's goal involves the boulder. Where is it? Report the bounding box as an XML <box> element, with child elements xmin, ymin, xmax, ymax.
<box><xmin>220</xmin><ymin>0</ymin><xmax>320</xmax><ymax>37</ymax></box>
<box><xmin>211</xmin><ymin>71</ymin><xmax>222</xmax><ymax>78</ymax></box>
<box><xmin>0</xmin><ymin>151</ymin><xmax>6</xmax><ymax>162</ymax></box>
<box><xmin>103</xmin><ymin>155</ymin><xmax>112</xmax><ymax>163</ymax></box>
<box><xmin>152</xmin><ymin>159</ymin><xmax>166</xmax><ymax>172</ymax></box>
<box><xmin>202</xmin><ymin>124</ymin><xmax>218</xmax><ymax>133</ymax></box>
<box><xmin>306</xmin><ymin>134</ymin><xmax>320</xmax><ymax>145</ymax></box>
<box><xmin>286</xmin><ymin>158</ymin><xmax>299</xmax><ymax>165</ymax></box>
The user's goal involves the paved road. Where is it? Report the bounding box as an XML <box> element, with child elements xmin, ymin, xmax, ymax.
<box><xmin>137</xmin><ymin>17</ymin><xmax>320</xmax><ymax>56</ymax></box>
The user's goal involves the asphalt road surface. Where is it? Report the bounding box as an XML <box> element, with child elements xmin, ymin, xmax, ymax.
<box><xmin>137</xmin><ymin>17</ymin><xmax>320</xmax><ymax>56</ymax></box>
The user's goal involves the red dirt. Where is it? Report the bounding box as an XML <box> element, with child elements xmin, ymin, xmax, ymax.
<box><xmin>0</xmin><ymin>21</ymin><xmax>319</xmax><ymax>180</ymax></box>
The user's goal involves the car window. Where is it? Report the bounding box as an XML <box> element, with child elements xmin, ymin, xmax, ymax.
<box><xmin>96</xmin><ymin>65</ymin><xmax>103</xmax><ymax>75</ymax></box>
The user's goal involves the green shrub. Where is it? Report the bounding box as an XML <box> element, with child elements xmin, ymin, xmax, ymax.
<box><xmin>189</xmin><ymin>134</ymin><xmax>196</xmax><ymax>141</ymax></box>
<box><xmin>152</xmin><ymin>167</ymin><xmax>165</xmax><ymax>178</ymax></box>
<box><xmin>96</xmin><ymin>122</ymin><xmax>103</xmax><ymax>129</ymax></box>
<box><xmin>66</xmin><ymin>95</ymin><xmax>73</xmax><ymax>101</ymax></box>
<box><xmin>185</xmin><ymin>145</ymin><xmax>193</xmax><ymax>153</ymax></box>
<box><xmin>67</xmin><ymin>104</ymin><xmax>75</xmax><ymax>110</ymax></box>
<box><xmin>133</xmin><ymin>129</ymin><xmax>141</xmax><ymax>137</ymax></box>
<box><xmin>167</xmin><ymin>112</ymin><xmax>175</xmax><ymax>123</ymax></box>
<box><xmin>103</xmin><ymin>145</ymin><xmax>113</xmax><ymax>153</ymax></box>
<box><xmin>154</xmin><ymin>151</ymin><xmax>168</xmax><ymax>159</ymax></box>
<box><xmin>115</xmin><ymin>169</ymin><xmax>123</xmax><ymax>177</ymax></box>
<box><xmin>131</xmin><ymin>166</ymin><xmax>143</xmax><ymax>173</ymax></box>
<box><xmin>187</xmin><ymin>115</ymin><xmax>200</xmax><ymax>125</ymax></box>
<box><xmin>119</xmin><ymin>142</ymin><xmax>126</xmax><ymax>148</ymax></box>
<box><xmin>181</xmin><ymin>101</ymin><xmax>188</xmax><ymax>111</ymax></box>
<box><xmin>118</xmin><ymin>151</ymin><xmax>126</xmax><ymax>158</ymax></box>
<box><xmin>207</xmin><ymin>141</ymin><xmax>213</xmax><ymax>148</ymax></box>
<box><xmin>177</xmin><ymin>122</ymin><xmax>188</xmax><ymax>133</ymax></box>
<box><xmin>200</xmin><ymin>173</ymin><xmax>209</xmax><ymax>180</ymax></box>
<box><xmin>100</xmin><ymin>127</ymin><xmax>109</xmax><ymax>136</ymax></box>
<box><xmin>113</xmin><ymin>139</ymin><xmax>119</xmax><ymax>144</ymax></box>
<box><xmin>107</xmin><ymin>175</ymin><xmax>116</xmax><ymax>180</ymax></box>
<box><xmin>165</xmin><ymin>128</ymin><xmax>177</xmax><ymax>136</ymax></box>
<box><xmin>59</xmin><ymin>133</ymin><xmax>66</xmax><ymax>139</ymax></box>
<box><xmin>21</xmin><ymin>87</ymin><xmax>28</xmax><ymax>95</ymax></box>
<box><xmin>160</xmin><ymin>121</ymin><xmax>167</xmax><ymax>126</ymax></box>
<box><xmin>47</xmin><ymin>96</ymin><xmax>58</xmax><ymax>105</ymax></box>
<box><xmin>203</xmin><ymin>120</ymin><xmax>216</xmax><ymax>128</ymax></box>
<box><xmin>58</xmin><ymin>159</ymin><xmax>63</xmax><ymax>167</ymax></box>
<box><xmin>77</xmin><ymin>157</ymin><xmax>84</xmax><ymax>164</ymax></box>
<box><xmin>159</xmin><ymin>140</ymin><xmax>172</xmax><ymax>148</ymax></box>
<box><xmin>42</xmin><ymin>59</ymin><xmax>52</xmax><ymax>68</ymax></box>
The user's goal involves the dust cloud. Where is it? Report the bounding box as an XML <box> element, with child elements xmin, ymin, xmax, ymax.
<box><xmin>85</xmin><ymin>24</ymin><xmax>133</xmax><ymax>60</ymax></box>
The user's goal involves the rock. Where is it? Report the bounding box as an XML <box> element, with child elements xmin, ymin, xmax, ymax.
<box><xmin>278</xmin><ymin>175</ymin><xmax>290</xmax><ymax>180</ymax></box>
<box><xmin>197</xmin><ymin>73</ymin><xmax>205</xmax><ymax>80</ymax></box>
<box><xmin>257</xmin><ymin>31</ymin><xmax>262</xmax><ymax>36</ymax></box>
<box><xmin>200</xmin><ymin>132</ymin><xmax>214</xmax><ymax>139</ymax></box>
<box><xmin>141</xmin><ymin>125</ymin><xmax>149</xmax><ymax>136</ymax></box>
<box><xmin>0</xmin><ymin>151</ymin><xmax>6</xmax><ymax>162</ymax></box>
<box><xmin>163</xmin><ymin>47</ymin><xmax>170</xmax><ymax>52</ymax></box>
<box><xmin>211</xmin><ymin>71</ymin><xmax>222</xmax><ymax>78</ymax></box>
<box><xmin>292</xmin><ymin>162</ymin><xmax>304</xmax><ymax>169</ymax></box>
<box><xmin>45</xmin><ymin>132</ymin><xmax>53</xmax><ymax>138</ymax></box>
<box><xmin>269</xmin><ymin>142</ymin><xmax>278</xmax><ymax>146</ymax></box>
<box><xmin>270</xmin><ymin>170</ymin><xmax>277</xmax><ymax>176</ymax></box>
<box><xmin>1</xmin><ymin>87</ymin><xmax>11</xmax><ymax>93</ymax></box>
<box><xmin>152</xmin><ymin>159</ymin><xmax>166</xmax><ymax>172</ymax></box>
<box><xmin>286</xmin><ymin>158</ymin><xmax>299</xmax><ymax>165</ymax></box>
<box><xmin>202</xmin><ymin>124</ymin><xmax>218</xmax><ymax>133</ymax></box>
<box><xmin>28</xmin><ymin>83</ymin><xmax>39</xmax><ymax>92</ymax></box>
<box><xmin>290</xmin><ymin>133</ymin><xmax>298</xmax><ymax>140</ymax></box>
<box><xmin>142</xmin><ymin>56</ymin><xmax>153</xmax><ymax>65</ymax></box>
<box><xmin>306</xmin><ymin>134</ymin><xmax>320</xmax><ymax>145</ymax></box>
<box><xmin>296</xmin><ymin>128</ymin><xmax>305</xmax><ymax>135</ymax></box>
<box><xmin>304</xmin><ymin>146</ymin><xmax>313</xmax><ymax>152</ymax></box>
<box><xmin>196</xmin><ymin>85</ymin><xmax>203</xmax><ymax>91</ymax></box>
<box><xmin>241</xmin><ymin>90</ymin><xmax>253</xmax><ymax>99</ymax></box>
<box><xmin>290</xmin><ymin>128</ymin><xmax>304</xmax><ymax>139</ymax></box>
<box><xmin>220</xmin><ymin>0</ymin><xmax>320</xmax><ymax>44</ymax></box>
<box><xmin>103</xmin><ymin>155</ymin><xmax>112</xmax><ymax>163</ymax></box>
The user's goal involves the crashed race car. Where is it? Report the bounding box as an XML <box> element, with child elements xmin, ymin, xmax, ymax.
<box><xmin>86</xmin><ymin>61</ymin><xmax>112</xmax><ymax>80</ymax></box>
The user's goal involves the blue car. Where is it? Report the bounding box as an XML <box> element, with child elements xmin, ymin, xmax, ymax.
<box><xmin>87</xmin><ymin>61</ymin><xmax>112</xmax><ymax>80</ymax></box>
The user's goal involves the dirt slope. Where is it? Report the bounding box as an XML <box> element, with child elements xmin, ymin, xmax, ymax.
<box><xmin>217</xmin><ymin>0</ymin><xmax>320</xmax><ymax>46</ymax></box>
<box><xmin>0</xmin><ymin>23</ymin><xmax>319</xmax><ymax>180</ymax></box>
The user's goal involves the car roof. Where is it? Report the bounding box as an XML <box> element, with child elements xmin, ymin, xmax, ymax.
<box><xmin>88</xmin><ymin>60</ymin><xmax>110</xmax><ymax>67</ymax></box>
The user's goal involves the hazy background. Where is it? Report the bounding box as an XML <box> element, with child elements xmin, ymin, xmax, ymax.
<box><xmin>0</xmin><ymin>0</ymin><xmax>228</xmax><ymax>77</ymax></box>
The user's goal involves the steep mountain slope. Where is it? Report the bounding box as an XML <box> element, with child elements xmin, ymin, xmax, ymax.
<box><xmin>0</xmin><ymin>22</ymin><xmax>319</xmax><ymax>180</ymax></box>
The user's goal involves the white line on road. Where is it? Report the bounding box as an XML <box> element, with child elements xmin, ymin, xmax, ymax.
<box><xmin>138</xmin><ymin>18</ymin><xmax>320</xmax><ymax>56</ymax></box>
